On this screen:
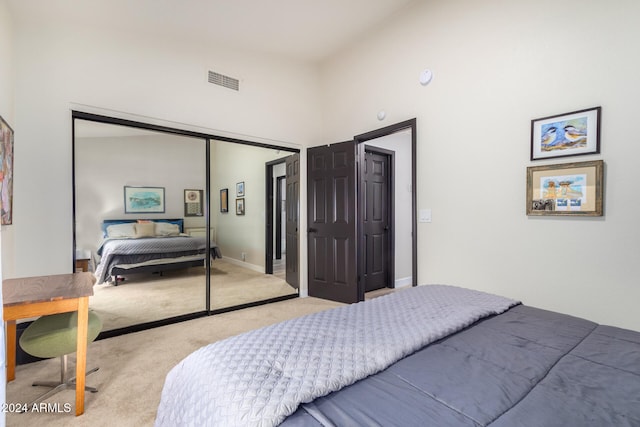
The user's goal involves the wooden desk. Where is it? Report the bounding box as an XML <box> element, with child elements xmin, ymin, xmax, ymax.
<box><xmin>3</xmin><ymin>273</ymin><xmax>95</xmax><ymax>416</ymax></box>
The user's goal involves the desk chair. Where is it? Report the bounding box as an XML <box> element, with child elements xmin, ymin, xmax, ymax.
<box><xmin>19</xmin><ymin>311</ymin><xmax>102</xmax><ymax>404</ymax></box>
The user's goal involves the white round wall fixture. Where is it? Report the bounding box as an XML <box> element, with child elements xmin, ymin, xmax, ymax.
<box><xmin>419</xmin><ymin>69</ymin><xmax>433</xmax><ymax>86</ymax></box>
<box><xmin>377</xmin><ymin>111</ymin><xmax>386</xmax><ymax>121</ymax></box>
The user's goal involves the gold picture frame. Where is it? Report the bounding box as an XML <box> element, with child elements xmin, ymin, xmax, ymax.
<box><xmin>526</xmin><ymin>160</ymin><xmax>604</xmax><ymax>216</ymax></box>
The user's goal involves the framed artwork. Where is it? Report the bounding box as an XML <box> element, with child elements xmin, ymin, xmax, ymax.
<box><xmin>124</xmin><ymin>186</ymin><xmax>165</xmax><ymax>213</ymax></box>
<box><xmin>184</xmin><ymin>189</ymin><xmax>203</xmax><ymax>217</ymax></box>
<box><xmin>236</xmin><ymin>198</ymin><xmax>245</xmax><ymax>215</ymax></box>
<box><xmin>530</xmin><ymin>106</ymin><xmax>601</xmax><ymax>160</ymax></box>
<box><xmin>220</xmin><ymin>188</ymin><xmax>229</xmax><ymax>213</ymax></box>
<box><xmin>526</xmin><ymin>160</ymin><xmax>604</xmax><ymax>216</ymax></box>
<box><xmin>0</xmin><ymin>116</ymin><xmax>14</xmax><ymax>225</ymax></box>
<box><xmin>236</xmin><ymin>181</ymin><xmax>245</xmax><ymax>197</ymax></box>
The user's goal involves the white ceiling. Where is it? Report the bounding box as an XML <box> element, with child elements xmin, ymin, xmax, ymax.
<box><xmin>8</xmin><ymin>0</ymin><xmax>415</xmax><ymax>62</ymax></box>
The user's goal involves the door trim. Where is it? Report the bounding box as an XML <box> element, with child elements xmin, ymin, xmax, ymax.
<box><xmin>355</xmin><ymin>118</ymin><xmax>418</xmax><ymax>295</ymax></box>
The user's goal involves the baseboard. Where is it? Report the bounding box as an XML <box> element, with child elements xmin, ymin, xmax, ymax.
<box><xmin>395</xmin><ymin>276</ymin><xmax>413</xmax><ymax>288</ymax></box>
<box><xmin>220</xmin><ymin>256</ymin><xmax>264</xmax><ymax>274</ymax></box>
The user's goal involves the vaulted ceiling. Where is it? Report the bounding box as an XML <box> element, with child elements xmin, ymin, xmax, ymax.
<box><xmin>7</xmin><ymin>0</ymin><xmax>415</xmax><ymax>62</ymax></box>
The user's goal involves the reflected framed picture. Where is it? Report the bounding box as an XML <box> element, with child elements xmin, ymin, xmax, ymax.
<box><xmin>184</xmin><ymin>189</ymin><xmax>203</xmax><ymax>217</ymax></box>
<box><xmin>531</xmin><ymin>106</ymin><xmax>601</xmax><ymax>160</ymax></box>
<box><xmin>220</xmin><ymin>188</ymin><xmax>228</xmax><ymax>213</ymax></box>
<box><xmin>526</xmin><ymin>160</ymin><xmax>603</xmax><ymax>216</ymax></box>
<box><xmin>124</xmin><ymin>186</ymin><xmax>165</xmax><ymax>213</ymax></box>
<box><xmin>236</xmin><ymin>181</ymin><xmax>245</xmax><ymax>197</ymax></box>
<box><xmin>236</xmin><ymin>198</ymin><xmax>245</xmax><ymax>215</ymax></box>
<box><xmin>0</xmin><ymin>116</ymin><xmax>14</xmax><ymax>225</ymax></box>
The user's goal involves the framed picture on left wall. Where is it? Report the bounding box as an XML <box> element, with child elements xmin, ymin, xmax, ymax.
<box><xmin>0</xmin><ymin>116</ymin><xmax>14</xmax><ymax>225</ymax></box>
<box><xmin>124</xmin><ymin>186</ymin><xmax>165</xmax><ymax>213</ymax></box>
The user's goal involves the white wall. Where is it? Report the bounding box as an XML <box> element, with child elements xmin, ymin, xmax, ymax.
<box><xmin>319</xmin><ymin>0</ymin><xmax>640</xmax><ymax>330</ymax></box>
<box><xmin>9</xmin><ymin>16</ymin><xmax>319</xmax><ymax>284</ymax></box>
<box><xmin>0</xmin><ymin>0</ymin><xmax>10</xmax><ymax>421</ymax></box>
<box><xmin>0</xmin><ymin>0</ymin><xmax>14</xmax><ymax>281</ymax></box>
<box><xmin>210</xmin><ymin>139</ymin><xmax>287</xmax><ymax>270</ymax></box>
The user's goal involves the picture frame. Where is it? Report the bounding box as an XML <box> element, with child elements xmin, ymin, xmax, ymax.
<box><xmin>220</xmin><ymin>188</ymin><xmax>229</xmax><ymax>213</ymax></box>
<box><xmin>236</xmin><ymin>181</ymin><xmax>245</xmax><ymax>197</ymax></box>
<box><xmin>124</xmin><ymin>186</ymin><xmax>165</xmax><ymax>213</ymax></box>
<box><xmin>526</xmin><ymin>160</ymin><xmax>603</xmax><ymax>216</ymax></box>
<box><xmin>236</xmin><ymin>198</ymin><xmax>245</xmax><ymax>215</ymax></box>
<box><xmin>184</xmin><ymin>189</ymin><xmax>203</xmax><ymax>217</ymax></box>
<box><xmin>0</xmin><ymin>116</ymin><xmax>14</xmax><ymax>225</ymax></box>
<box><xmin>530</xmin><ymin>106</ymin><xmax>601</xmax><ymax>160</ymax></box>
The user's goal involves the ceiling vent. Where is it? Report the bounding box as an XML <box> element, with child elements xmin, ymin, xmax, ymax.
<box><xmin>208</xmin><ymin>70</ymin><xmax>239</xmax><ymax>91</ymax></box>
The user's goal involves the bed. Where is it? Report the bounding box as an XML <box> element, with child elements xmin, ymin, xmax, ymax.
<box><xmin>155</xmin><ymin>285</ymin><xmax>640</xmax><ymax>427</ymax></box>
<box><xmin>94</xmin><ymin>219</ymin><xmax>222</xmax><ymax>285</ymax></box>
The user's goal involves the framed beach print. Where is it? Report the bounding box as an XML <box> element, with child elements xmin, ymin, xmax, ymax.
<box><xmin>124</xmin><ymin>186</ymin><xmax>165</xmax><ymax>213</ymax></box>
<box><xmin>236</xmin><ymin>198</ymin><xmax>245</xmax><ymax>215</ymax></box>
<box><xmin>0</xmin><ymin>116</ymin><xmax>14</xmax><ymax>225</ymax></box>
<box><xmin>526</xmin><ymin>160</ymin><xmax>603</xmax><ymax>216</ymax></box>
<box><xmin>236</xmin><ymin>181</ymin><xmax>245</xmax><ymax>197</ymax></box>
<box><xmin>220</xmin><ymin>188</ymin><xmax>229</xmax><ymax>213</ymax></box>
<box><xmin>184</xmin><ymin>189</ymin><xmax>203</xmax><ymax>217</ymax></box>
<box><xmin>531</xmin><ymin>106</ymin><xmax>601</xmax><ymax>160</ymax></box>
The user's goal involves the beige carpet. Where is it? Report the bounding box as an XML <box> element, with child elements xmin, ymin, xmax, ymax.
<box><xmin>91</xmin><ymin>259</ymin><xmax>297</xmax><ymax>331</ymax></box>
<box><xmin>6</xmin><ymin>297</ymin><xmax>344</xmax><ymax>427</ymax></box>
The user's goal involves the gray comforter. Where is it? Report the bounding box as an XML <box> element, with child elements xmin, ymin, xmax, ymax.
<box><xmin>95</xmin><ymin>236</ymin><xmax>221</xmax><ymax>284</ymax></box>
<box><xmin>284</xmin><ymin>305</ymin><xmax>640</xmax><ymax>426</ymax></box>
<box><xmin>155</xmin><ymin>285</ymin><xmax>518</xmax><ymax>427</ymax></box>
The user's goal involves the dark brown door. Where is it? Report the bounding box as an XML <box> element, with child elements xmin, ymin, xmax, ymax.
<box><xmin>307</xmin><ymin>142</ymin><xmax>359</xmax><ymax>303</ymax></box>
<box><xmin>285</xmin><ymin>154</ymin><xmax>300</xmax><ymax>289</ymax></box>
<box><xmin>362</xmin><ymin>147</ymin><xmax>393</xmax><ymax>292</ymax></box>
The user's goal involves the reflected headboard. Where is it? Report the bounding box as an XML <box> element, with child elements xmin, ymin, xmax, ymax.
<box><xmin>101</xmin><ymin>218</ymin><xmax>184</xmax><ymax>237</ymax></box>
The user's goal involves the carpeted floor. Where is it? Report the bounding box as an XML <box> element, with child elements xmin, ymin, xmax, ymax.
<box><xmin>91</xmin><ymin>258</ymin><xmax>297</xmax><ymax>331</ymax></box>
<box><xmin>6</xmin><ymin>296</ymin><xmax>344</xmax><ymax>427</ymax></box>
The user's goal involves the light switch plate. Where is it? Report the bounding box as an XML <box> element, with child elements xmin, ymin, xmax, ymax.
<box><xmin>419</xmin><ymin>209</ymin><xmax>432</xmax><ymax>223</ymax></box>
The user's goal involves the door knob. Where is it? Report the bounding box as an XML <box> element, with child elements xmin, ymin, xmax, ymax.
<box><xmin>308</xmin><ymin>227</ymin><xmax>317</xmax><ymax>233</ymax></box>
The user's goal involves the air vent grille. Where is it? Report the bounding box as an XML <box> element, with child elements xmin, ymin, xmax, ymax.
<box><xmin>208</xmin><ymin>71</ymin><xmax>239</xmax><ymax>91</ymax></box>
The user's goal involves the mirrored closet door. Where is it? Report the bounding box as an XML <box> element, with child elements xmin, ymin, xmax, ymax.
<box><xmin>74</xmin><ymin>118</ymin><xmax>209</xmax><ymax>333</ymax></box>
<box><xmin>73</xmin><ymin>113</ymin><xmax>300</xmax><ymax>334</ymax></box>
<box><xmin>208</xmin><ymin>139</ymin><xmax>298</xmax><ymax>311</ymax></box>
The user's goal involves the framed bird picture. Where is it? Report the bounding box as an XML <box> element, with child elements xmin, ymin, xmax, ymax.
<box><xmin>530</xmin><ymin>106</ymin><xmax>601</xmax><ymax>160</ymax></box>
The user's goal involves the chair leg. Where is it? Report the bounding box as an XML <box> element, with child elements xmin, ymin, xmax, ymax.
<box><xmin>28</xmin><ymin>355</ymin><xmax>100</xmax><ymax>405</ymax></box>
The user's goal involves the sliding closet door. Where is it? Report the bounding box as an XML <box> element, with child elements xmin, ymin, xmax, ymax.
<box><xmin>74</xmin><ymin>117</ymin><xmax>208</xmax><ymax>333</ymax></box>
<box><xmin>208</xmin><ymin>140</ymin><xmax>298</xmax><ymax>311</ymax></box>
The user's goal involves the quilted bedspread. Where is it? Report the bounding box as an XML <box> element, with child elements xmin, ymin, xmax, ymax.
<box><xmin>154</xmin><ymin>285</ymin><xmax>519</xmax><ymax>427</ymax></box>
<box><xmin>95</xmin><ymin>236</ymin><xmax>216</xmax><ymax>284</ymax></box>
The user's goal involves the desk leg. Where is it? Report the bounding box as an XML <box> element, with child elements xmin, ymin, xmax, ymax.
<box><xmin>75</xmin><ymin>297</ymin><xmax>89</xmax><ymax>416</ymax></box>
<box><xmin>6</xmin><ymin>320</ymin><xmax>16</xmax><ymax>382</ymax></box>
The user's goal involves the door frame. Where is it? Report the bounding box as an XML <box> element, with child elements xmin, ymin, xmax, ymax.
<box><xmin>361</xmin><ymin>145</ymin><xmax>395</xmax><ymax>291</ymax></box>
<box><xmin>355</xmin><ymin>118</ymin><xmax>418</xmax><ymax>296</ymax></box>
